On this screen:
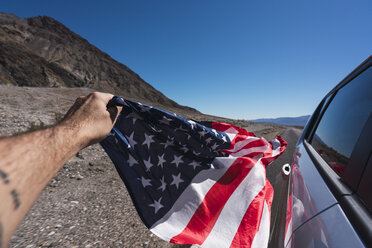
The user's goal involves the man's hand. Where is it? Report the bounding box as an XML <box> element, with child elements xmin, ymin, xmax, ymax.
<box><xmin>0</xmin><ymin>92</ymin><xmax>121</xmax><ymax>247</ymax></box>
<box><xmin>61</xmin><ymin>92</ymin><xmax>121</xmax><ymax>147</ymax></box>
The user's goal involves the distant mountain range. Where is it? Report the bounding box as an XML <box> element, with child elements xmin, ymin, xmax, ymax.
<box><xmin>250</xmin><ymin>115</ymin><xmax>310</xmax><ymax>127</ymax></box>
<box><xmin>0</xmin><ymin>12</ymin><xmax>198</xmax><ymax>115</ymax></box>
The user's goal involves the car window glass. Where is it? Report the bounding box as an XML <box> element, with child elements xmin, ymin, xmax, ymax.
<box><xmin>310</xmin><ymin>66</ymin><xmax>372</xmax><ymax>176</ymax></box>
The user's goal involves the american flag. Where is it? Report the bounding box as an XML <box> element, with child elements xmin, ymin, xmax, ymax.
<box><xmin>101</xmin><ymin>97</ymin><xmax>287</xmax><ymax>248</ymax></box>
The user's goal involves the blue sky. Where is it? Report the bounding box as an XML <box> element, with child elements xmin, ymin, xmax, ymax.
<box><xmin>2</xmin><ymin>0</ymin><xmax>372</xmax><ymax>119</ymax></box>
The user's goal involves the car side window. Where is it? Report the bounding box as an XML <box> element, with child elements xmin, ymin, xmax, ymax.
<box><xmin>309</xmin><ymin>66</ymin><xmax>372</xmax><ymax>176</ymax></box>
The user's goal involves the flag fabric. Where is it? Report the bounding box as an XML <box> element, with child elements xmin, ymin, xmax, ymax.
<box><xmin>100</xmin><ymin>96</ymin><xmax>287</xmax><ymax>248</ymax></box>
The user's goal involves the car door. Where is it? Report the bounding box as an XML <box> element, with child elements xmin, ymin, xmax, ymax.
<box><xmin>285</xmin><ymin>57</ymin><xmax>372</xmax><ymax>247</ymax></box>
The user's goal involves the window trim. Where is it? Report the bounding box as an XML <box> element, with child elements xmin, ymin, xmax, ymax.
<box><xmin>357</xmin><ymin>153</ymin><xmax>372</xmax><ymax>212</ymax></box>
<box><xmin>307</xmin><ymin>92</ymin><xmax>335</xmax><ymax>144</ymax></box>
<box><xmin>303</xmin><ymin>140</ymin><xmax>352</xmax><ymax>198</ymax></box>
<box><xmin>339</xmin><ymin>194</ymin><xmax>372</xmax><ymax>247</ymax></box>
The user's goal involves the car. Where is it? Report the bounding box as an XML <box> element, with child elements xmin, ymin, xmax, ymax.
<box><xmin>270</xmin><ymin>55</ymin><xmax>372</xmax><ymax>248</ymax></box>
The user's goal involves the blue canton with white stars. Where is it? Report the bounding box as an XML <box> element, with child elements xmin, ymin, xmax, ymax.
<box><xmin>101</xmin><ymin>98</ymin><xmax>231</xmax><ymax>227</ymax></box>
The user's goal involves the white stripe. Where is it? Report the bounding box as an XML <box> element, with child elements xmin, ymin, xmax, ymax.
<box><xmin>223</xmin><ymin>127</ymin><xmax>238</xmax><ymax>144</ymax></box>
<box><xmin>201</xmin><ymin>161</ymin><xmax>266</xmax><ymax>248</ymax></box>
<box><xmin>150</xmin><ymin>157</ymin><xmax>235</xmax><ymax>241</ymax></box>
<box><xmin>225</xmin><ymin>133</ymin><xmax>237</xmax><ymax>143</ymax></box>
<box><xmin>224</xmin><ymin>127</ymin><xmax>239</xmax><ymax>134</ymax></box>
<box><xmin>231</xmin><ymin>145</ymin><xmax>268</xmax><ymax>157</ymax></box>
<box><xmin>251</xmin><ymin>201</ymin><xmax>270</xmax><ymax>248</ymax></box>
<box><xmin>271</xmin><ymin>138</ymin><xmax>281</xmax><ymax>157</ymax></box>
<box><xmin>226</xmin><ymin>136</ymin><xmax>260</xmax><ymax>153</ymax></box>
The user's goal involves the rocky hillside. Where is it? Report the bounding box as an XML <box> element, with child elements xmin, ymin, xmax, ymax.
<box><xmin>0</xmin><ymin>12</ymin><xmax>196</xmax><ymax>114</ymax></box>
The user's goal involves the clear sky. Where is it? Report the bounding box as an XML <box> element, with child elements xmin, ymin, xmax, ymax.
<box><xmin>2</xmin><ymin>0</ymin><xmax>372</xmax><ymax>119</ymax></box>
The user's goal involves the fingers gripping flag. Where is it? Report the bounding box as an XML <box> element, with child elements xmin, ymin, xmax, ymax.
<box><xmin>100</xmin><ymin>97</ymin><xmax>287</xmax><ymax>248</ymax></box>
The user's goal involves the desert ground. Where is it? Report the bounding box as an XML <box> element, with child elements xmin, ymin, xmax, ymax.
<box><xmin>0</xmin><ymin>85</ymin><xmax>300</xmax><ymax>247</ymax></box>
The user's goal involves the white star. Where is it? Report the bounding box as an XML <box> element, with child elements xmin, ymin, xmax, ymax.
<box><xmin>161</xmin><ymin>139</ymin><xmax>174</xmax><ymax>149</ymax></box>
<box><xmin>189</xmin><ymin>161</ymin><xmax>201</xmax><ymax>170</ymax></box>
<box><xmin>198</xmin><ymin>129</ymin><xmax>208</xmax><ymax>137</ymax></box>
<box><xmin>149</xmin><ymin>197</ymin><xmax>164</xmax><ymax>214</ymax></box>
<box><xmin>159</xmin><ymin>116</ymin><xmax>173</xmax><ymax>125</ymax></box>
<box><xmin>171</xmin><ymin>173</ymin><xmax>184</xmax><ymax>189</ymax></box>
<box><xmin>205</xmin><ymin>137</ymin><xmax>212</xmax><ymax>144</ymax></box>
<box><xmin>185</xmin><ymin>133</ymin><xmax>191</xmax><ymax>140</ymax></box>
<box><xmin>157</xmin><ymin>154</ymin><xmax>166</xmax><ymax>168</ymax></box>
<box><xmin>158</xmin><ymin>176</ymin><xmax>167</xmax><ymax>192</ymax></box>
<box><xmin>127</xmin><ymin>132</ymin><xmax>137</xmax><ymax>147</ymax></box>
<box><xmin>108</xmin><ymin>131</ymin><xmax>115</xmax><ymax>137</ymax></box>
<box><xmin>143</xmin><ymin>157</ymin><xmax>153</xmax><ymax>171</ymax></box>
<box><xmin>222</xmin><ymin>136</ymin><xmax>227</xmax><ymax>143</ymax></box>
<box><xmin>187</xmin><ymin>120</ymin><xmax>197</xmax><ymax>130</ymax></box>
<box><xmin>180</xmin><ymin>145</ymin><xmax>189</xmax><ymax>153</ymax></box>
<box><xmin>127</xmin><ymin>154</ymin><xmax>137</xmax><ymax>167</ymax></box>
<box><xmin>142</xmin><ymin>133</ymin><xmax>154</xmax><ymax>149</ymax></box>
<box><xmin>126</xmin><ymin>112</ymin><xmax>142</xmax><ymax>125</ymax></box>
<box><xmin>171</xmin><ymin>155</ymin><xmax>183</xmax><ymax>167</ymax></box>
<box><xmin>141</xmin><ymin>176</ymin><xmax>152</xmax><ymax>188</ymax></box>
<box><xmin>211</xmin><ymin>129</ymin><xmax>219</xmax><ymax>136</ymax></box>
<box><xmin>175</xmin><ymin>125</ymin><xmax>188</xmax><ymax>132</ymax></box>
<box><xmin>211</xmin><ymin>143</ymin><xmax>219</xmax><ymax>150</ymax></box>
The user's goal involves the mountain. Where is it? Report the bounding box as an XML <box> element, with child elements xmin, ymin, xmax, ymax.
<box><xmin>0</xmin><ymin>12</ymin><xmax>197</xmax><ymax>115</ymax></box>
<box><xmin>250</xmin><ymin>115</ymin><xmax>310</xmax><ymax>127</ymax></box>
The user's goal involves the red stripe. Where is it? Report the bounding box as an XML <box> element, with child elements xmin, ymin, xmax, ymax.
<box><xmin>222</xmin><ymin>138</ymin><xmax>267</xmax><ymax>155</ymax></box>
<box><xmin>170</xmin><ymin>157</ymin><xmax>256</xmax><ymax>245</ymax></box>
<box><xmin>239</xmin><ymin>139</ymin><xmax>267</xmax><ymax>152</ymax></box>
<box><xmin>246</xmin><ymin>152</ymin><xmax>266</xmax><ymax>159</ymax></box>
<box><xmin>213</xmin><ymin>123</ymin><xmax>241</xmax><ymax>152</ymax></box>
<box><xmin>212</xmin><ymin>122</ymin><xmax>238</xmax><ymax>133</ymax></box>
<box><xmin>226</xmin><ymin>134</ymin><xmax>251</xmax><ymax>152</ymax></box>
<box><xmin>261</xmin><ymin>140</ymin><xmax>273</xmax><ymax>167</ymax></box>
<box><xmin>212</xmin><ymin>123</ymin><xmax>256</xmax><ymax>137</ymax></box>
<box><xmin>230</xmin><ymin>180</ymin><xmax>273</xmax><ymax>248</ymax></box>
<box><xmin>212</xmin><ymin>122</ymin><xmax>257</xmax><ymax>153</ymax></box>
<box><xmin>225</xmin><ymin>135</ymin><xmax>241</xmax><ymax>154</ymax></box>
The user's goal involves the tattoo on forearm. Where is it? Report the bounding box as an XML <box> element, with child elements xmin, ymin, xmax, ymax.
<box><xmin>10</xmin><ymin>189</ymin><xmax>20</xmax><ymax>210</ymax></box>
<box><xmin>0</xmin><ymin>170</ymin><xmax>9</xmax><ymax>184</ymax></box>
<box><xmin>0</xmin><ymin>170</ymin><xmax>20</xmax><ymax>210</ymax></box>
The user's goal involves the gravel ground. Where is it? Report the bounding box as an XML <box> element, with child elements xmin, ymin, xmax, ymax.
<box><xmin>0</xmin><ymin>85</ymin><xmax>293</xmax><ymax>248</ymax></box>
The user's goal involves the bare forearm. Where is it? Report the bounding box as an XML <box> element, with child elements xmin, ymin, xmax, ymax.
<box><xmin>0</xmin><ymin>124</ymin><xmax>84</xmax><ymax>246</ymax></box>
<box><xmin>0</xmin><ymin>92</ymin><xmax>119</xmax><ymax>247</ymax></box>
